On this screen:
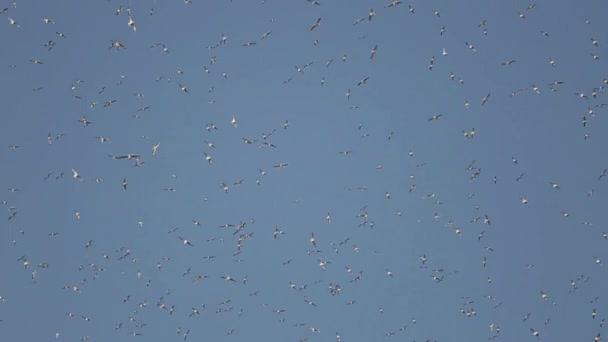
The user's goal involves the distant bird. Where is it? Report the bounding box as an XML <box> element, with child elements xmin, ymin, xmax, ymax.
<box><xmin>530</xmin><ymin>328</ymin><xmax>540</xmax><ymax>338</ymax></box>
<box><xmin>310</xmin><ymin>233</ymin><xmax>317</xmax><ymax>247</ymax></box>
<box><xmin>385</xmin><ymin>1</ymin><xmax>402</xmax><ymax>8</ymax></box>
<box><xmin>357</xmin><ymin>77</ymin><xmax>369</xmax><ymax>86</ymax></box>
<box><xmin>370</xmin><ymin>45</ymin><xmax>377</xmax><ymax>59</ymax></box>
<box><xmin>204</xmin><ymin>152</ymin><xmax>213</xmax><ymax>165</ymax></box>
<box><xmin>8</xmin><ymin>17</ymin><xmax>19</xmax><ymax>27</ymax></box>
<box><xmin>109</xmin><ymin>40</ymin><xmax>125</xmax><ymax>50</ymax></box>
<box><xmin>309</xmin><ymin>17</ymin><xmax>322</xmax><ymax>31</ymax></box>
<box><xmin>465</xmin><ymin>42</ymin><xmax>477</xmax><ymax>52</ymax></box>
<box><xmin>127</xmin><ymin>16</ymin><xmax>136</xmax><ymax>31</ymax></box>
<box><xmin>482</xmin><ymin>92</ymin><xmax>491</xmax><ymax>105</ymax></box>
<box><xmin>178</xmin><ymin>236</ymin><xmax>193</xmax><ymax>246</ymax></box>
<box><xmin>71</xmin><ymin>168</ymin><xmax>83</xmax><ymax>181</ymax></box>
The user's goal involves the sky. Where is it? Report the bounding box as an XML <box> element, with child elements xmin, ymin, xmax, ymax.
<box><xmin>1</xmin><ymin>0</ymin><xmax>607</xmax><ymax>341</ymax></box>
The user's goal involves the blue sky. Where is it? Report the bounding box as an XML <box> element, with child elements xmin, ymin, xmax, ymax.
<box><xmin>1</xmin><ymin>0</ymin><xmax>607</xmax><ymax>341</ymax></box>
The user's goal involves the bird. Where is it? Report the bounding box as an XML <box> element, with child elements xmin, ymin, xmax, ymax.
<box><xmin>252</xmin><ymin>28</ymin><xmax>269</xmax><ymax>40</ymax></box>
<box><xmin>465</xmin><ymin>42</ymin><xmax>477</xmax><ymax>52</ymax></box>
<box><xmin>71</xmin><ymin>168</ymin><xmax>83</xmax><ymax>181</ymax></box>
<box><xmin>357</xmin><ymin>77</ymin><xmax>369</xmax><ymax>86</ymax></box>
<box><xmin>152</xmin><ymin>142</ymin><xmax>160</xmax><ymax>155</ymax></box>
<box><xmin>482</xmin><ymin>92</ymin><xmax>491</xmax><ymax>105</ymax></box>
<box><xmin>178</xmin><ymin>236</ymin><xmax>193</xmax><ymax>246</ymax></box>
<box><xmin>310</xmin><ymin>233</ymin><xmax>317</xmax><ymax>247</ymax></box>
<box><xmin>8</xmin><ymin>17</ymin><xmax>19</xmax><ymax>27</ymax></box>
<box><xmin>204</xmin><ymin>152</ymin><xmax>213</xmax><ymax>165</ymax></box>
<box><xmin>109</xmin><ymin>40</ymin><xmax>125</xmax><ymax>50</ymax></box>
<box><xmin>370</xmin><ymin>45</ymin><xmax>377</xmax><ymax>59</ymax></box>
<box><xmin>309</xmin><ymin>17</ymin><xmax>321</xmax><ymax>31</ymax></box>
<box><xmin>127</xmin><ymin>16</ymin><xmax>136</xmax><ymax>31</ymax></box>
<box><xmin>122</xmin><ymin>178</ymin><xmax>128</xmax><ymax>190</ymax></box>
<box><xmin>530</xmin><ymin>328</ymin><xmax>540</xmax><ymax>338</ymax></box>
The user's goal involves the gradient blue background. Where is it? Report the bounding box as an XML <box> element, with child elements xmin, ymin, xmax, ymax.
<box><xmin>1</xmin><ymin>0</ymin><xmax>607</xmax><ymax>341</ymax></box>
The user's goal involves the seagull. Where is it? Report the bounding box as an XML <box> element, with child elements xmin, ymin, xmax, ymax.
<box><xmin>465</xmin><ymin>42</ymin><xmax>477</xmax><ymax>52</ymax></box>
<box><xmin>71</xmin><ymin>168</ymin><xmax>83</xmax><ymax>181</ymax></box>
<box><xmin>385</xmin><ymin>1</ymin><xmax>403</xmax><ymax>8</ymax></box>
<box><xmin>109</xmin><ymin>40</ymin><xmax>125</xmax><ymax>50</ymax></box>
<box><xmin>204</xmin><ymin>152</ymin><xmax>213</xmax><ymax>165</ymax></box>
<box><xmin>310</xmin><ymin>233</ymin><xmax>317</xmax><ymax>247</ymax></box>
<box><xmin>152</xmin><ymin>142</ymin><xmax>160</xmax><ymax>155</ymax></box>
<box><xmin>274</xmin><ymin>227</ymin><xmax>285</xmax><ymax>239</ymax></box>
<box><xmin>8</xmin><ymin>17</ymin><xmax>19</xmax><ymax>27</ymax></box>
<box><xmin>309</xmin><ymin>17</ymin><xmax>321</xmax><ymax>31</ymax></box>
<box><xmin>127</xmin><ymin>16</ymin><xmax>136</xmax><ymax>31</ymax></box>
<box><xmin>95</xmin><ymin>136</ymin><xmax>111</xmax><ymax>143</ymax></box>
<box><xmin>370</xmin><ymin>45</ymin><xmax>377</xmax><ymax>59</ymax></box>
<box><xmin>368</xmin><ymin>8</ymin><xmax>375</xmax><ymax>21</ymax></box>
<box><xmin>179</xmin><ymin>84</ymin><xmax>189</xmax><ymax>93</ymax></box>
<box><xmin>357</xmin><ymin>77</ymin><xmax>369</xmax><ymax>86</ymax></box>
<box><xmin>530</xmin><ymin>328</ymin><xmax>540</xmax><ymax>338</ymax></box>
<box><xmin>428</xmin><ymin>114</ymin><xmax>442</xmax><ymax>121</ymax></box>
<box><xmin>501</xmin><ymin>60</ymin><xmax>516</xmax><ymax>66</ymax></box>
<box><xmin>122</xmin><ymin>178</ymin><xmax>128</xmax><ymax>190</ymax></box>
<box><xmin>178</xmin><ymin>236</ymin><xmax>193</xmax><ymax>246</ymax></box>
<box><xmin>231</xmin><ymin>116</ymin><xmax>237</xmax><ymax>127</ymax></box>
<box><xmin>481</xmin><ymin>92</ymin><xmax>491</xmax><ymax>105</ymax></box>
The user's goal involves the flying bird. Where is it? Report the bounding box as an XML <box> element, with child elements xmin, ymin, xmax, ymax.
<box><xmin>309</xmin><ymin>17</ymin><xmax>321</xmax><ymax>31</ymax></box>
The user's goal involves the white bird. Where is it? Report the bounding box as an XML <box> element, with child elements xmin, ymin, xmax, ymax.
<box><xmin>231</xmin><ymin>116</ymin><xmax>237</xmax><ymax>127</ymax></box>
<box><xmin>178</xmin><ymin>236</ymin><xmax>193</xmax><ymax>246</ymax></box>
<box><xmin>8</xmin><ymin>17</ymin><xmax>19</xmax><ymax>27</ymax></box>
<box><xmin>72</xmin><ymin>168</ymin><xmax>83</xmax><ymax>181</ymax></box>
<box><xmin>204</xmin><ymin>152</ymin><xmax>213</xmax><ymax>165</ymax></box>
<box><xmin>310</xmin><ymin>233</ymin><xmax>317</xmax><ymax>247</ymax></box>
<box><xmin>127</xmin><ymin>16</ymin><xmax>136</xmax><ymax>31</ymax></box>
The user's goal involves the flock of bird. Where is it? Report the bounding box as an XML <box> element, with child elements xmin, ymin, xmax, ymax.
<box><xmin>1</xmin><ymin>1</ymin><xmax>608</xmax><ymax>342</ymax></box>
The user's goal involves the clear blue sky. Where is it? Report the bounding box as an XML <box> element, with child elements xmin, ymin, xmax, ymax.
<box><xmin>1</xmin><ymin>0</ymin><xmax>607</xmax><ymax>341</ymax></box>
